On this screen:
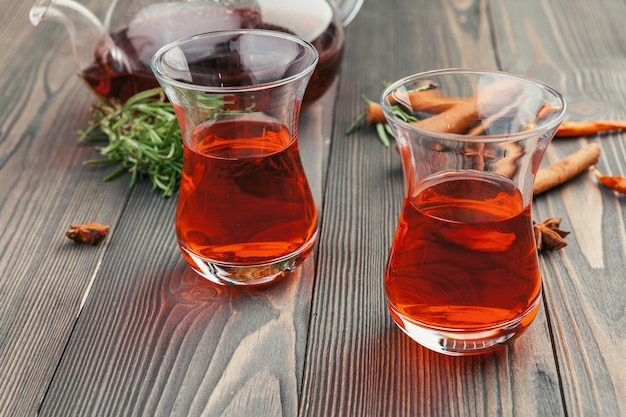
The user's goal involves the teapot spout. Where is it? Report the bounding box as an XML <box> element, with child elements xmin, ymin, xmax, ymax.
<box><xmin>30</xmin><ymin>0</ymin><xmax>129</xmax><ymax>72</ymax></box>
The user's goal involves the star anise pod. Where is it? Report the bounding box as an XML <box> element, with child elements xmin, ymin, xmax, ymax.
<box><xmin>66</xmin><ymin>222</ymin><xmax>110</xmax><ymax>245</ymax></box>
<box><xmin>533</xmin><ymin>217</ymin><xmax>570</xmax><ymax>252</ymax></box>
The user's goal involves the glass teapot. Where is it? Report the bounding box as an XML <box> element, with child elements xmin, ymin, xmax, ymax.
<box><xmin>29</xmin><ymin>0</ymin><xmax>363</xmax><ymax>106</ymax></box>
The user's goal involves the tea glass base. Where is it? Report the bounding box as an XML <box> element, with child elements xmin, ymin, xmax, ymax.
<box><xmin>179</xmin><ymin>235</ymin><xmax>317</xmax><ymax>286</ymax></box>
<box><xmin>387</xmin><ymin>296</ymin><xmax>541</xmax><ymax>356</ymax></box>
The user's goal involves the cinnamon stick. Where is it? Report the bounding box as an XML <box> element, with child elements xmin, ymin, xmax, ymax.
<box><xmin>556</xmin><ymin>120</ymin><xmax>626</xmax><ymax>137</ymax></box>
<box><xmin>366</xmin><ymin>102</ymin><xmax>386</xmax><ymax>124</ymax></box>
<box><xmin>591</xmin><ymin>167</ymin><xmax>626</xmax><ymax>194</ymax></box>
<box><xmin>533</xmin><ymin>143</ymin><xmax>601</xmax><ymax>195</ymax></box>
<box><xmin>365</xmin><ymin>90</ymin><xmax>626</xmax><ymax>140</ymax></box>
<box><xmin>409</xmin><ymin>78</ymin><xmax>524</xmax><ymax>134</ymax></box>
<box><xmin>390</xmin><ymin>89</ymin><xmax>466</xmax><ymax>113</ymax></box>
<box><xmin>367</xmin><ymin>90</ymin><xmax>464</xmax><ymax>124</ymax></box>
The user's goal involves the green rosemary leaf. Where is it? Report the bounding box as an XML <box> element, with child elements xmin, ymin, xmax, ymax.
<box><xmin>82</xmin><ymin>157</ymin><xmax>122</xmax><ymax>165</ymax></box>
<box><xmin>390</xmin><ymin>105</ymin><xmax>418</xmax><ymax>122</ymax></box>
<box><xmin>103</xmin><ymin>166</ymin><xmax>129</xmax><ymax>182</ymax></box>
<box><xmin>384</xmin><ymin>123</ymin><xmax>394</xmax><ymax>139</ymax></box>
<box><xmin>345</xmin><ymin>111</ymin><xmax>366</xmax><ymax>134</ymax></box>
<box><xmin>375</xmin><ymin>123</ymin><xmax>391</xmax><ymax>147</ymax></box>
<box><xmin>346</xmin><ymin>81</ymin><xmax>437</xmax><ymax>146</ymax></box>
<box><xmin>79</xmin><ymin>88</ymin><xmax>184</xmax><ymax>197</ymax></box>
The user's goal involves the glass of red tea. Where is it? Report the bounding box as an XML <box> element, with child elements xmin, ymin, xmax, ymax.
<box><xmin>380</xmin><ymin>69</ymin><xmax>566</xmax><ymax>355</ymax></box>
<box><xmin>151</xmin><ymin>30</ymin><xmax>319</xmax><ymax>286</ymax></box>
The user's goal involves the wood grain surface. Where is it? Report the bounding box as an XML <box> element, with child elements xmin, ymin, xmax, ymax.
<box><xmin>0</xmin><ymin>2</ymin><xmax>132</xmax><ymax>416</ymax></box>
<box><xmin>0</xmin><ymin>0</ymin><xmax>625</xmax><ymax>416</ymax></box>
<box><xmin>301</xmin><ymin>0</ymin><xmax>625</xmax><ymax>416</ymax></box>
<box><xmin>300</xmin><ymin>0</ymin><xmax>561</xmax><ymax>416</ymax></box>
<box><xmin>492</xmin><ymin>0</ymin><xmax>626</xmax><ymax>416</ymax></box>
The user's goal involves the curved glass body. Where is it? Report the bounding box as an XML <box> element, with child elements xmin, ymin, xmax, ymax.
<box><xmin>152</xmin><ymin>30</ymin><xmax>319</xmax><ymax>285</ymax></box>
<box><xmin>381</xmin><ymin>69</ymin><xmax>566</xmax><ymax>355</ymax></box>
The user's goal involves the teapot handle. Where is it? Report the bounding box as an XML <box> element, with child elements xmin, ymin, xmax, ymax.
<box><xmin>332</xmin><ymin>0</ymin><xmax>363</xmax><ymax>26</ymax></box>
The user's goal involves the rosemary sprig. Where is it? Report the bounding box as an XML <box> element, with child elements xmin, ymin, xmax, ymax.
<box><xmin>346</xmin><ymin>80</ymin><xmax>433</xmax><ymax>146</ymax></box>
<box><xmin>346</xmin><ymin>95</ymin><xmax>415</xmax><ymax>147</ymax></box>
<box><xmin>79</xmin><ymin>88</ymin><xmax>183</xmax><ymax>197</ymax></box>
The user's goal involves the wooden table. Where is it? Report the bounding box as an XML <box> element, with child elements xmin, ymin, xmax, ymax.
<box><xmin>1</xmin><ymin>0</ymin><xmax>625</xmax><ymax>415</ymax></box>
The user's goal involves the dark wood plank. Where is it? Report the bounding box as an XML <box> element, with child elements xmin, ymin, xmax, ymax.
<box><xmin>491</xmin><ymin>0</ymin><xmax>626</xmax><ymax>415</ymax></box>
<box><xmin>299</xmin><ymin>0</ymin><xmax>565</xmax><ymax>416</ymax></box>
<box><xmin>0</xmin><ymin>3</ymin><xmax>135</xmax><ymax>416</ymax></box>
<box><xmin>35</xmin><ymin>84</ymin><xmax>335</xmax><ymax>415</ymax></box>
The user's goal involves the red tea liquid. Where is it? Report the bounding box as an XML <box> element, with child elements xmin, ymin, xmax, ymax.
<box><xmin>385</xmin><ymin>172</ymin><xmax>541</xmax><ymax>332</ymax></box>
<box><xmin>176</xmin><ymin>115</ymin><xmax>317</xmax><ymax>267</ymax></box>
<box><xmin>80</xmin><ymin>5</ymin><xmax>343</xmax><ymax>105</ymax></box>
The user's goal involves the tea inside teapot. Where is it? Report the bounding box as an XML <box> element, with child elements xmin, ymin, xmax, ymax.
<box><xmin>124</xmin><ymin>3</ymin><xmax>261</xmax><ymax>66</ymax></box>
<box><xmin>82</xmin><ymin>3</ymin><xmax>265</xmax><ymax>102</ymax></box>
<box><xmin>31</xmin><ymin>0</ymin><xmax>360</xmax><ymax>106</ymax></box>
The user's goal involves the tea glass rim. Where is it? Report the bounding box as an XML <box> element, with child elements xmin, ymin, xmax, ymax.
<box><xmin>151</xmin><ymin>28</ymin><xmax>319</xmax><ymax>94</ymax></box>
<box><xmin>380</xmin><ymin>68</ymin><xmax>567</xmax><ymax>144</ymax></box>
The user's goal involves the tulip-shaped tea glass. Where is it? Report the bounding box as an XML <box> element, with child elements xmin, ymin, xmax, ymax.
<box><xmin>381</xmin><ymin>69</ymin><xmax>566</xmax><ymax>355</ymax></box>
<box><xmin>151</xmin><ymin>30</ymin><xmax>319</xmax><ymax>286</ymax></box>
